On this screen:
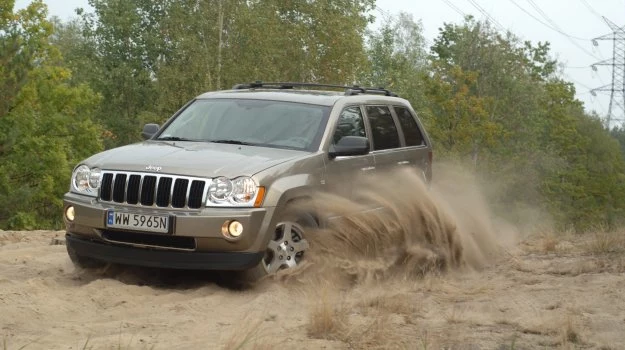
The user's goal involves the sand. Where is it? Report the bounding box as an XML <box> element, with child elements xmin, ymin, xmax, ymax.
<box><xmin>1</xmin><ymin>167</ymin><xmax>624</xmax><ymax>349</ymax></box>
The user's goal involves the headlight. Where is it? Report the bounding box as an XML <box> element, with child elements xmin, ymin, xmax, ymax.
<box><xmin>232</xmin><ymin>177</ymin><xmax>257</xmax><ymax>203</ymax></box>
<box><xmin>71</xmin><ymin>165</ymin><xmax>101</xmax><ymax>196</ymax></box>
<box><xmin>208</xmin><ymin>177</ymin><xmax>233</xmax><ymax>202</ymax></box>
<box><xmin>207</xmin><ymin>176</ymin><xmax>263</xmax><ymax>207</ymax></box>
<box><xmin>89</xmin><ymin>168</ymin><xmax>102</xmax><ymax>189</ymax></box>
<box><xmin>72</xmin><ymin>165</ymin><xmax>90</xmax><ymax>192</ymax></box>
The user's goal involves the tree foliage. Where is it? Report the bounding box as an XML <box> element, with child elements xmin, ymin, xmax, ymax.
<box><xmin>57</xmin><ymin>0</ymin><xmax>375</xmax><ymax>147</ymax></box>
<box><xmin>421</xmin><ymin>17</ymin><xmax>625</xmax><ymax>230</ymax></box>
<box><xmin>3</xmin><ymin>2</ymin><xmax>625</xmax><ymax>231</ymax></box>
<box><xmin>0</xmin><ymin>0</ymin><xmax>102</xmax><ymax>229</ymax></box>
<box><xmin>362</xmin><ymin>12</ymin><xmax>428</xmax><ymax>114</ymax></box>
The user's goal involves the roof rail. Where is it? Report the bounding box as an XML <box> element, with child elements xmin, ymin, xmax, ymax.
<box><xmin>231</xmin><ymin>81</ymin><xmax>399</xmax><ymax>97</ymax></box>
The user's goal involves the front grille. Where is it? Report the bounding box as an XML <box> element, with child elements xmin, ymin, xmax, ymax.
<box><xmin>99</xmin><ymin>171</ymin><xmax>207</xmax><ymax>209</ymax></box>
<box><xmin>101</xmin><ymin>230</ymin><xmax>196</xmax><ymax>250</ymax></box>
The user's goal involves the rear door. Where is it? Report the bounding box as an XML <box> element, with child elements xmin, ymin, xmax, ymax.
<box><xmin>391</xmin><ymin>105</ymin><xmax>431</xmax><ymax>182</ymax></box>
<box><xmin>363</xmin><ymin>105</ymin><xmax>405</xmax><ymax>174</ymax></box>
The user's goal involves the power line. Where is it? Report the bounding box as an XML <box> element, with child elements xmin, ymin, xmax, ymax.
<box><xmin>579</xmin><ymin>0</ymin><xmax>604</xmax><ymax>21</ymax></box>
<box><xmin>592</xmin><ymin>40</ymin><xmax>607</xmax><ymax>60</ymax></box>
<box><xmin>440</xmin><ymin>0</ymin><xmax>467</xmax><ymax>18</ymax></box>
<box><xmin>592</xmin><ymin>67</ymin><xmax>607</xmax><ymax>86</ymax></box>
<box><xmin>563</xmin><ymin>74</ymin><xmax>594</xmax><ymax>91</ymax></box>
<box><xmin>590</xmin><ymin>94</ymin><xmax>608</xmax><ymax>117</ymax></box>
<box><xmin>524</xmin><ymin>0</ymin><xmax>601</xmax><ymax>60</ymax></box>
<box><xmin>373</xmin><ymin>6</ymin><xmax>433</xmax><ymax>47</ymax></box>
<box><xmin>507</xmin><ymin>0</ymin><xmax>588</xmax><ymax>41</ymax></box>
<box><xmin>465</xmin><ymin>0</ymin><xmax>506</xmax><ymax>32</ymax></box>
<box><xmin>374</xmin><ymin>6</ymin><xmax>394</xmax><ymax>23</ymax></box>
<box><xmin>560</xmin><ymin>69</ymin><xmax>596</xmax><ymax>93</ymax></box>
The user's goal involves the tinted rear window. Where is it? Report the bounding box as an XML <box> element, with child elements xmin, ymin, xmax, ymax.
<box><xmin>366</xmin><ymin>105</ymin><xmax>400</xmax><ymax>150</ymax></box>
<box><xmin>394</xmin><ymin>106</ymin><xmax>425</xmax><ymax>146</ymax></box>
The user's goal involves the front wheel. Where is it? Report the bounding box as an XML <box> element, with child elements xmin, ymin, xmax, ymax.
<box><xmin>240</xmin><ymin>213</ymin><xmax>316</xmax><ymax>283</ymax></box>
<box><xmin>262</xmin><ymin>221</ymin><xmax>310</xmax><ymax>274</ymax></box>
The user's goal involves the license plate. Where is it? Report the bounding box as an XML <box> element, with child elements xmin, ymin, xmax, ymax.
<box><xmin>106</xmin><ymin>211</ymin><xmax>169</xmax><ymax>233</ymax></box>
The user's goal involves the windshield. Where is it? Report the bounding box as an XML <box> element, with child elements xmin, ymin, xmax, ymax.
<box><xmin>156</xmin><ymin>99</ymin><xmax>330</xmax><ymax>151</ymax></box>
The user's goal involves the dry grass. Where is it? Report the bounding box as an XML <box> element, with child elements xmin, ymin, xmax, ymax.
<box><xmin>221</xmin><ymin>320</ymin><xmax>272</xmax><ymax>350</ymax></box>
<box><xmin>307</xmin><ymin>286</ymin><xmax>417</xmax><ymax>348</ymax></box>
<box><xmin>559</xmin><ymin>317</ymin><xmax>582</xmax><ymax>348</ymax></box>
<box><xmin>542</xmin><ymin>236</ymin><xmax>558</xmax><ymax>253</ymax></box>
<box><xmin>445</xmin><ymin>304</ymin><xmax>465</xmax><ymax>324</ymax></box>
<box><xmin>586</xmin><ymin>231</ymin><xmax>625</xmax><ymax>255</ymax></box>
<box><xmin>307</xmin><ymin>294</ymin><xmax>348</xmax><ymax>340</ymax></box>
<box><xmin>342</xmin><ymin>312</ymin><xmax>407</xmax><ymax>349</ymax></box>
<box><xmin>358</xmin><ymin>292</ymin><xmax>420</xmax><ymax>316</ymax></box>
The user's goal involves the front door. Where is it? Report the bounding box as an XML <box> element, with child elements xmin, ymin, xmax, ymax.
<box><xmin>324</xmin><ymin>105</ymin><xmax>375</xmax><ymax>201</ymax></box>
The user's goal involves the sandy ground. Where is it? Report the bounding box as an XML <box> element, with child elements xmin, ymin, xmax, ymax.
<box><xmin>1</xmin><ymin>229</ymin><xmax>624</xmax><ymax>350</ymax></box>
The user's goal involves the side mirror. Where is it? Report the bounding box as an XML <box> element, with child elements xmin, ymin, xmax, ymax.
<box><xmin>142</xmin><ymin>123</ymin><xmax>160</xmax><ymax>140</ymax></box>
<box><xmin>329</xmin><ymin>136</ymin><xmax>370</xmax><ymax>158</ymax></box>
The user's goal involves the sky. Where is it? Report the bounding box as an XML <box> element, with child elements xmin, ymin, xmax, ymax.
<box><xmin>13</xmin><ymin>0</ymin><xmax>625</xmax><ymax>123</ymax></box>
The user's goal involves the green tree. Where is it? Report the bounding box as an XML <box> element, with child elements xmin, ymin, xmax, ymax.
<box><xmin>155</xmin><ymin>0</ymin><xmax>375</xmax><ymax>117</ymax></box>
<box><xmin>69</xmin><ymin>0</ymin><xmax>167</xmax><ymax>147</ymax></box>
<box><xmin>363</xmin><ymin>12</ymin><xmax>427</xmax><ymax>113</ymax></box>
<box><xmin>609</xmin><ymin>125</ymin><xmax>625</xmax><ymax>160</ymax></box>
<box><xmin>425</xmin><ymin>16</ymin><xmax>625</xmax><ymax>230</ymax></box>
<box><xmin>61</xmin><ymin>0</ymin><xmax>375</xmax><ymax>139</ymax></box>
<box><xmin>422</xmin><ymin>64</ymin><xmax>499</xmax><ymax>163</ymax></box>
<box><xmin>0</xmin><ymin>0</ymin><xmax>103</xmax><ymax>229</ymax></box>
<box><xmin>539</xmin><ymin>81</ymin><xmax>625</xmax><ymax>230</ymax></box>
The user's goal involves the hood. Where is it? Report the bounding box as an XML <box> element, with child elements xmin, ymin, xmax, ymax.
<box><xmin>83</xmin><ymin>141</ymin><xmax>308</xmax><ymax>178</ymax></box>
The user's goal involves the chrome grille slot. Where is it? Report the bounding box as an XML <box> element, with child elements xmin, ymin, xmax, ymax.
<box><xmin>141</xmin><ymin>175</ymin><xmax>157</xmax><ymax>206</ymax></box>
<box><xmin>156</xmin><ymin>177</ymin><xmax>173</xmax><ymax>207</ymax></box>
<box><xmin>188</xmin><ymin>180</ymin><xmax>206</xmax><ymax>209</ymax></box>
<box><xmin>112</xmin><ymin>174</ymin><xmax>127</xmax><ymax>202</ymax></box>
<box><xmin>172</xmin><ymin>179</ymin><xmax>189</xmax><ymax>208</ymax></box>
<box><xmin>101</xmin><ymin>173</ymin><xmax>114</xmax><ymax>201</ymax></box>
<box><xmin>126</xmin><ymin>174</ymin><xmax>141</xmax><ymax>204</ymax></box>
<box><xmin>99</xmin><ymin>171</ymin><xmax>208</xmax><ymax>209</ymax></box>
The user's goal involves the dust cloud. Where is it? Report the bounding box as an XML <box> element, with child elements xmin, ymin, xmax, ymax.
<box><xmin>286</xmin><ymin>163</ymin><xmax>517</xmax><ymax>285</ymax></box>
<box><xmin>4</xmin><ymin>165</ymin><xmax>625</xmax><ymax>348</ymax></box>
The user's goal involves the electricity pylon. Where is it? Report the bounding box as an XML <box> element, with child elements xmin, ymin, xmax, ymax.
<box><xmin>591</xmin><ymin>17</ymin><xmax>625</xmax><ymax>128</ymax></box>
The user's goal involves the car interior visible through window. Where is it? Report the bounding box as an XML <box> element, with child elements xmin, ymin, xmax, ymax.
<box><xmin>159</xmin><ymin>99</ymin><xmax>330</xmax><ymax>151</ymax></box>
<box><xmin>394</xmin><ymin>106</ymin><xmax>425</xmax><ymax>146</ymax></box>
<box><xmin>365</xmin><ymin>105</ymin><xmax>400</xmax><ymax>150</ymax></box>
<box><xmin>333</xmin><ymin>106</ymin><xmax>367</xmax><ymax>145</ymax></box>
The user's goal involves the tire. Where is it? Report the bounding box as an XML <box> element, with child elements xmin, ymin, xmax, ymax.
<box><xmin>239</xmin><ymin>211</ymin><xmax>317</xmax><ymax>284</ymax></box>
<box><xmin>66</xmin><ymin>239</ymin><xmax>106</xmax><ymax>269</ymax></box>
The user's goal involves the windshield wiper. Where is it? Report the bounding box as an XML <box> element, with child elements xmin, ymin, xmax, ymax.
<box><xmin>209</xmin><ymin>139</ymin><xmax>256</xmax><ymax>146</ymax></box>
<box><xmin>156</xmin><ymin>136</ymin><xmax>197</xmax><ymax>142</ymax></box>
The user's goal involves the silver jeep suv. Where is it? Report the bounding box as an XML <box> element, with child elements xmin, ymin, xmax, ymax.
<box><xmin>63</xmin><ymin>82</ymin><xmax>432</xmax><ymax>278</ymax></box>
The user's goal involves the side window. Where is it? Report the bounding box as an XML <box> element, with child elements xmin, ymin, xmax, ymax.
<box><xmin>366</xmin><ymin>105</ymin><xmax>400</xmax><ymax>150</ymax></box>
<box><xmin>332</xmin><ymin>106</ymin><xmax>366</xmax><ymax>144</ymax></box>
<box><xmin>394</xmin><ymin>106</ymin><xmax>425</xmax><ymax>146</ymax></box>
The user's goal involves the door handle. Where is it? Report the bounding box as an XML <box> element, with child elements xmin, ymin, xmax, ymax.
<box><xmin>361</xmin><ymin>166</ymin><xmax>375</xmax><ymax>171</ymax></box>
<box><xmin>397</xmin><ymin>161</ymin><xmax>410</xmax><ymax>165</ymax></box>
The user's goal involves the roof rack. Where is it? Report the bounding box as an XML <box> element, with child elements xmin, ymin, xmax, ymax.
<box><xmin>231</xmin><ymin>81</ymin><xmax>398</xmax><ymax>97</ymax></box>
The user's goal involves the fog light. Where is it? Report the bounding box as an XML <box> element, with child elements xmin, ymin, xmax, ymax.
<box><xmin>222</xmin><ymin>220</ymin><xmax>243</xmax><ymax>239</ymax></box>
<box><xmin>228</xmin><ymin>221</ymin><xmax>244</xmax><ymax>237</ymax></box>
<box><xmin>65</xmin><ymin>206</ymin><xmax>75</xmax><ymax>222</ymax></box>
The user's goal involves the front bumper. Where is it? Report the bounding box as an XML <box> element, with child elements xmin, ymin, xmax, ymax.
<box><xmin>66</xmin><ymin>233</ymin><xmax>264</xmax><ymax>270</ymax></box>
<box><xmin>63</xmin><ymin>192</ymin><xmax>277</xmax><ymax>253</ymax></box>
